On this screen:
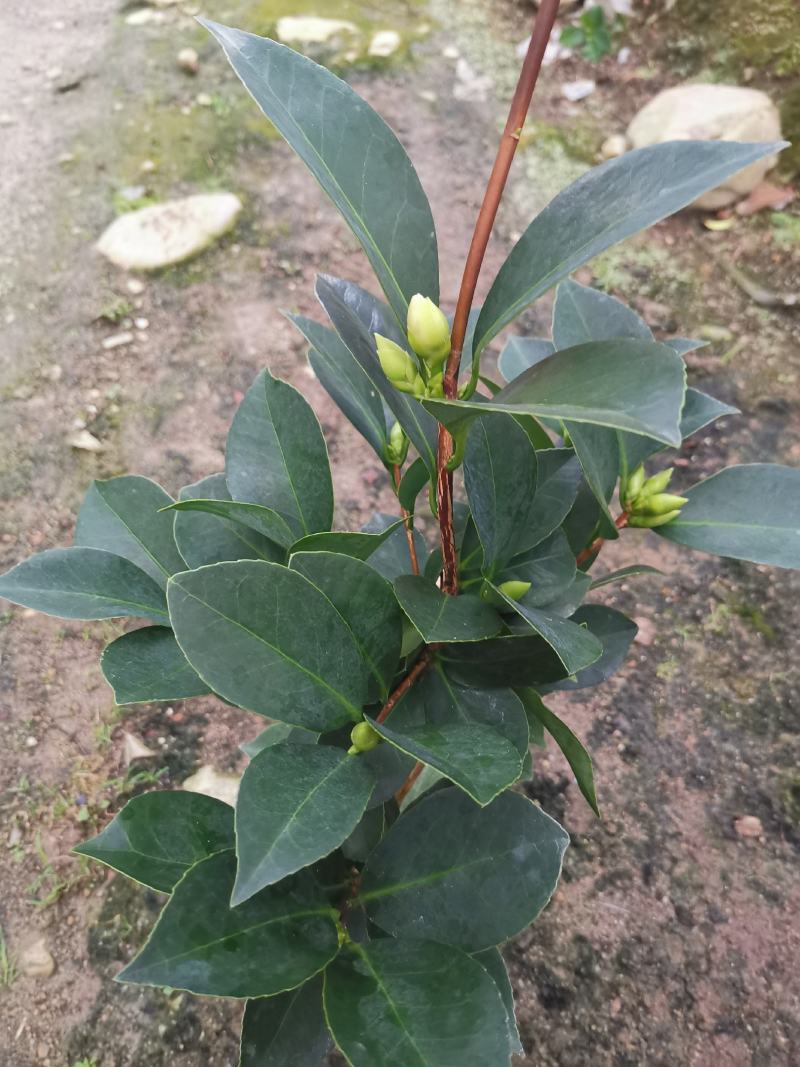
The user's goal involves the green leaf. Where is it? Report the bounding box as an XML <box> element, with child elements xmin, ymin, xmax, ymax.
<box><xmin>393</xmin><ymin>575</ymin><xmax>503</xmax><ymax>643</ymax></box>
<box><xmin>240</xmin><ymin>977</ymin><xmax>331</xmax><ymax>1067</ymax></box>
<box><xmin>539</xmin><ymin>605</ymin><xmax>637</xmax><ymax>693</ymax></box>
<box><xmin>397</xmin><ymin>457</ymin><xmax>429</xmax><ymax>514</ymax></box>
<box><xmin>657</xmin><ymin>463</ymin><xmax>800</xmax><ymax>568</ymax></box>
<box><xmin>0</xmin><ymin>547</ymin><xmax>168</xmax><ymax>622</ymax></box>
<box><xmin>226</xmin><ymin>369</ymin><xmax>333</xmax><ymax>538</ymax></box>
<box><xmin>324</xmin><ymin>939</ymin><xmax>511</xmax><ymax>1067</ymax></box>
<box><xmin>290</xmin><ymin>551</ymin><xmax>403</xmax><ymax>702</ymax></box>
<box><xmin>369</xmin><ymin>668</ymin><xmax>529</xmax><ymax>805</ymax></box>
<box><xmin>522</xmin><ymin>449</ymin><xmax>582</xmax><ymax>550</ymax></box>
<box><xmin>521</xmin><ymin>690</ymin><xmax>599</xmax><ymax>816</ymax></box>
<box><xmin>620</xmin><ymin>387</ymin><xmax>739</xmax><ymax>473</ymax></box>
<box><xmin>492</xmin><ymin>584</ymin><xmax>603</xmax><ymax>676</ymax></box>
<box><xmin>233</xmin><ymin>744</ymin><xmax>375</xmax><ymax>904</ymax></box>
<box><xmin>497</xmin><ymin>336</ymin><xmax>555</xmax><ymax>382</ymax></box>
<box><xmin>590</xmin><ymin>564</ymin><xmax>662</xmax><ymax>590</ymax></box>
<box><xmin>201</xmin><ymin>20</ymin><xmax>439</xmax><ymax>323</ymax></box>
<box><xmin>363</xmin><ymin>514</ymin><xmax>429</xmax><ymax>580</ymax></box>
<box><xmin>360</xmin><ymin>787</ymin><xmax>569</xmax><ymax>951</ymax></box>
<box><xmin>473</xmin><ymin>948</ymin><xmax>523</xmax><ymax>1057</ymax></box>
<box><xmin>341</xmin><ymin>804</ymin><xmax>386</xmax><ymax>864</ymax></box>
<box><xmin>241</xmin><ymin>722</ymin><xmax>319</xmax><ymax>759</ymax></box>
<box><xmin>361</xmin><ymin>743</ymin><xmax>416</xmax><ymax>808</ymax></box>
<box><xmin>117</xmin><ymin>851</ymin><xmax>338</xmax><ymax>997</ymax></box>
<box><xmin>166</xmin><ymin>499</ymin><xmax>294</xmax><ymax>550</ymax></box>
<box><xmin>290</xmin><ymin>522</ymin><xmax>404</xmax><ymax>562</ymax></box>
<box><xmin>425</xmin><ymin>339</ymin><xmax>687</xmax><ymax>446</ymax></box>
<box><xmin>75</xmin><ymin>476</ymin><xmax>186</xmax><ymax>588</ymax></box>
<box><xmin>101</xmin><ymin>626</ymin><xmax>211</xmax><ymax>704</ymax></box>
<box><xmin>552</xmin><ymin>277</ymin><xmax>653</xmax><ymax>348</ymax></box>
<box><xmin>564</xmin><ymin>421</ymin><xmax>620</xmax><ymax>538</ymax></box>
<box><xmin>291</xmin><ymin>313</ymin><xmax>390</xmax><ymax>461</ymax></box>
<box><xmin>440</xmin><ymin>634</ymin><xmax>568</xmax><ymax>689</ymax></box>
<box><xmin>73</xmin><ymin>791</ymin><xmax>233</xmax><ymax>892</ymax></box>
<box><xmin>173</xmin><ymin>474</ymin><xmax>283</xmax><ymax>567</ymax></box>
<box><xmin>167</xmin><ymin>561</ymin><xmax>370</xmax><ymax>731</ymax></box>
<box><xmin>473</xmin><ymin>140</ymin><xmax>787</xmax><ymax>357</ymax></box>
<box><xmin>315</xmin><ymin>275</ymin><xmax>439</xmax><ymax>478</ymax></box>
<box><xmin>500</xmin><ymin>529</ymin><xmax>577</xmax><ymax>608</ymax></box>
<box><xmin>463</xmin><ymin>413</ymin><xmax>539</xmax><ymax>573</ymax></box>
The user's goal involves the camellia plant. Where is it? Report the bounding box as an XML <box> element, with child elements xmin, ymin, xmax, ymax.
<box><xmin>2</xmin><ymin>5</ymin><xmax>799</xmax><ymax>1064</ymax></box>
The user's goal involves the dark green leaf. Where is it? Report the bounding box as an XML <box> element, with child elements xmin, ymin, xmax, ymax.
<box><xmin>174</xmin><ymin>474</ymin><xmax>282</xmax><ymax>567</ymax></box>
<box><xmin>425</xmin><ymin>340</ymin><xmax>686</xmax><ymax>446</ymax></box>
<box><xmin>492</xmin><ymin>584</ymin><xmax>602</xmax><ymax>676</ymax></box>
<box><xmin>552</xmin><ymin>277</ymin><xmax>653</xmax><ymax>348</ymax></box>
<box><xmin>621</xmin><ymin>387</ymin><xmax>739</xmax><ymax>472</ymax></box>
<box><xmin>539</xmin><ymin>605</ymin><xmax>637</xmax><ymax>693</ymax></box>
<box><xmin>290</xmin><ymin>522</ymin><xmax>404</xmax><ymax>562</ymax></box>
<box><xmin>665</xmin><ymin>337</ymin><xmax>706</xmax><ymax>355</ymax></box>
<box><xmin>233</xmin><ymin>744</ymin><xmax>375</xmax><ymax>904</ymax></box>
<box><xmin>542</xmin><ymin>571</ymin><xmax>592</xmax><ymax>618</ymax></box>
<box><xmin>226</xmin><ymin>369</ymin><xmax>333</xmax><ymax>538</ymax></box>
<box><xmin>440</xmin><ymin>634</ymin><xmax>568</xmax><ymax>689</ymax></box>
<box><xmin>290</xmin><ymin>313</ymin><xmax>389</xmax><ymax>460</ymax></box>
<box><xmin>101</xmin><ymin>626</ymin><xmax>211</xmax><ymax>704</ymax></box>
<box><xmin>497</xmin><ymin>336</ymin><xmax>555</xmax><ymax>382</ymax></box>
<box><xmin>240</xmin><ymin>977</ymin><xmax>331</xmax><ymax>1067</ymax></box>
<box><xmin>463</xmin><ymin>413</ymin><xmax>539</xmax><ymax>573</ymax></box>
<box><xmin>522</xmin><ymin>449</ymin><xmax>582</xmax><ymax>550</ymax></box>
<box><xmin>564</xmin><ymin>422</ymin><xmax>620</xmax><ymax>538</ymax></box>
<box><xmin>473</xmin><ymin>948</ymin><xmax>523</xmax><ymax>1056</ymax></box>
<box><xmin>398</xmin><ymin>457</ymin><xmax>429</xmax><ymax>514</ymax></box>
<box><xmin>360</xmin><ymin>787</ymin><xmax>569</xmax><ymax>950</ymax></box>
<box><xmin>361</xmin><ymin>742</ymin><xmax>416</xmax><ymax>808</ymax></box>
<box><xmin>241</xmin><ymin>723</ymin><xmax>319</xmax><ymax>759</ymax></box>
<box><xmin>324</xmin><ymin>939</ymin><xmax>511</xmax><ymax>1067</ymax></box>
<box><xmin>167</xmin><ymin>561</ymin><xmax>369</xmax><ymax>731</ymax></box>
<box><xmin>166</xmin><ymin>499</ymin><xmax>294</xmax><ymax>549</ymax></box>
<box><xmin>590</xmin><ymin>564</ymin><xmax>662</xmax><ymax>590</ymax></box>
<box><xmin>369</xmin><ymin>668</ymin><xmax>528</xmax><ymax>805</ymax></box>
<box><xmin>562</xmin><ymin>479</ymin><xmax>603</xmax><ymax>557</ymax></box>
<box><xmin>362</xmin><ymin>514</ymin><xmax>429</xmax><ymax>580</ymax></box>
<box><xmin>75</xmin><ymin>476</ymin><xmax>186</xmax><ymax>588</ymax></box>
<box><xmin>73</xmin><ymin>791</ymin><xmax>233</xmax><ymax>892</ymax></box>
<box><xmin>657</xmin><ymin>463</ymin><xmax>800</xmax><ymax>568</ymax></box>
<box><xmin>474</xmin><ymin>140</ymin><xmax>786</xmax><ymax>357</ymax></box>
<box><xmin>117</xmin><ymin>851</ymin><xmax>338</xmax><ymax>997</ymax></box>
<box><xmin>393</xmin><ymin>575</ymin><xmax>503</xmax><ymax>643</ymax></box>
<box><xmin>500</xmin><ymin>529</ymin><xmax>577</xmax><ymax>608</ymax></box>
<box><xmin>522</xmin><ymin>690</ymin><xmax>599</xmax><ymax>815</ymax></box>
<box><xmin>291</xmin><ymin>551</ymin><xmax>403</xmax><ymax>702</ymax></box>
<box><xmin>0</xmin><ymin>547</ymin><xmax>167</xmax><ymax>622</ymax></box>
<box><xmin>341</xmin><ymin>805</ymin><xmax>386</xmax><ymax>864</ymax></box>
<box><xmin>201</xmin><ymin>20</ymin><xmax>438</xmax><ymax>322</ymax></box>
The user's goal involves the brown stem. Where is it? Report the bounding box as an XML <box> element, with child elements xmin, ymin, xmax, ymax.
<box><xmin>436</xmin><ymin>0</ymin><xmax>561</xmax><ymax>594</ymax></box>
<box><xmin>394</xmin><ymin>761</ymin><xmax>424</xmax><ymax>806</ymax></box>
<box><xmin>575</xmin><ymin>512</ymin><xmax>630</xmax><ymax>567</ymax></box>
<box><xmin>392</xmin><ymin>463</ymin><xmax>420</xmax><ymax>575</ymax></box>
<box><xmin>375</xmin><ymin>649</ymin><xmax>430</xmax><ymax>725</ymax></box>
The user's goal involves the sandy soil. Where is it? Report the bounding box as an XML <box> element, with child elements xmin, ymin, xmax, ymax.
<box><xmin>1</xmin><ymin>1</ymin><xmax>799</xmax><ymax>1064</ymax></box>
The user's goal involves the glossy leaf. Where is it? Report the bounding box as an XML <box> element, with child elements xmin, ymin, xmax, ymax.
<box><xmin>101</xmin><ymin>626</ymin><xmax>211</xmax><ymax>704</ymax></box>
<box><xmin>500</xmin><ymin>529</ymin><xmax>577</xmax><ymax>608</ymax></box>
<box><xmin>492</xmin><ymin>584</ymin><xmax>602</xmax><ymax>676</ymax></box>
<box><xmin>117</xmin><ymin>851</ymin><xmax>338</xmax><ymax>997</ymax></box>
<box><xmin>73</xmin><ymin>791</ymin><xmax>233</xmax><ymax>892</ymax></box>
<box><xmin>621</xmin><ymin>387</ymin><xmax>739</xmax><ymax>472</ymax></box>
<box><xmin>325</xmin><ymin>939</ymin><xmax>510</xmax><ymax>1067</ymax></box>
<box><xmin>425</xmin><ymin>339</ymin><xmax>686</xmax><ymax>446</ymax></box>
<box><xmin>362</xmin><ymin>514</ymin><xmax>428</xmax><ymax>581</ymax></box>
<box><xmin>369</xmin><ymin>668</ymin><xmax>529</xmax><ymax>805</ymax></box>
<box><xmin>290</xmin><ymin>522</ymin><xmax>404</xmax><ymax>562</ymax></box>
<box><xmin>240</xmin><ymin>976</ymin><xmax>331</xmax><ymax>1067</ymax></box>
<box><xmin>497</xmin><ymin>336</ymin><xmax>555</xmax><ymax>382</ymax></box>
<box><xmin>440</xmin><ymin>633</ymin><xmax>569</xmax><ymax>689</ymax></box>
<box><xmin>393</xmin><ymin>575</ymin><xmax>503</xmax><ymax>643</ymax></box>
<box><xmin>167</xmin><ymin>561</ymin><xmax>369</xmax><ymax>731</ymax></box>
<box><xmin>201</xmin><ymin>20</ymin><xmax>438</xmax><ymax>322</ymax></box>
<box><xmin>474</xmin><ymin>140</ymin><xmax>786</xmax><ymax>356</ymax></box>
<box><xmin>463</xmin><ymin>413</ymin><xmax>539</xmax><ymax>573</ymax></box>
<box><xmin>166</xmin><ymin>499</ymin><xmax>294</xmax><ymax>550</ymax></box>
<box><xmin>0</xmin><ymin>547</ymin><xmax>167</xmax><ymax>623</ymax></box>
<box><xmin>522</xmin><ymin>690</ymin><xmax>599</xmax><ymax>815</ymax></box>
<box><xmin>233</xmin><ymin>744</ymin><xmax>375</xmax><ymax>904</ymax></box>
<box><xmin>226</xmin><ymin>369</ymin><xmax>333</xmax><ymax>538</ymax></box>
<box><xmin>291</xmin><ymin>313</ymin><xmax>389</xmax><ymax>460</ymax></box>
<box><xmin>361</xmin><ymin>787</ymin><xmax>569</xmax><ymax>951</ymax></box>
<box><xmin>474</xmin><ymin>948</ymin><xmax>523</xmax><ymax>1056</ymax></box>
<box><xmin>564</xmin><ymin>421</ymin><xmax>620</xmax><ymax>538</ymax></box>
<box><xmin>241</xmin><ymin>722</ymin><xmax>319</xmax><ymax>759</ymax></box>
<box><xmin>397</xmin><ymin>457</ymin><xmax>429</xmax><ymax>514</ymax></box>
<box><xmin>173</xmin><ymin>474</ymin><xmax>282</xmax><ymax>568</ymax></box>
<box><xmin>540</xmin><ymin>605</ymin><xmax>637</xmax><ymax>693</ymax></box>
<box><xmin>552</xmin><ymin>278</ymin><xmax>653</xmax><ymax>348</ymax></box>
<box><xmin>524</xmin><ymin>448</ymin><xmax>582</xmax><ymax>549</ymax></box>
<box><xmin>75</xmin><ymin>476</ymin><xmax>185</xmax><ymax>588</ymax></box>
<box><xmin>291</xmin><ymin>551</ymin><xmax>403</xmax><ymax>702</ymax></box>
<box><xmin>341</xmin><ymin>805</ymin><xmax>386</xmax><ymax>864</ymax></box>
<box><xmin>657</xmin><ymin>463</ymin><xmax>800</xmax><ymax>568</ymax></box>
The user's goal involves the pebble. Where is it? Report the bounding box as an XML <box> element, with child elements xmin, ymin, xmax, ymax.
<box><xmin>562</xmin><ymin>79</ymin><xmax>596</xmax><ymax>102</ymax></box>
<box><xmin>125</xmin><ymin>278</ymin><xmax>146</xmax><ymax>295</ymax></box>
<box><xmin>177</xmin><ymin>47</ymin><xmax>199</xmax><ymax>75</ymax></box>
<box><xmin>19</xmin><ymin>938</ymin><xmax>55</xmax><ymax>980</ymax></box>
<box><xmin>734</xmin><ymin>814</ymin><xmax>763</xmax><ymax>839</ymax></box>
<box><xmin>67</xmin><ymin>429</ymin><xmax>103</xmax><ymax>452</ymax></box>
<box><xmin>102</xmin><ymin>331</ymin><xmax>134</xmax><ymax>350</ymax></box>
<box><xmin>134</xmin><ymin>317</ymin><xmax>149</xmax><ymax>330</ymax></box>
<box><xmin>125</xmin><ymin>9</ymin><xmax>165</xmax><ymax>26</ymax></box>
<box><xmin>600</xmin><ymin>134</ymin><xmax>628</xmax><ymax>160</ymax></box>
<box><xmin>196</xmin><ymin>92</ymin><xmax>213</xmax><ymax>107</ymax></box>
<box><xmin>183</xmin><ymin>765</ymin><xmax>241</xmax><ymax>807</ymax></box>
<box><xmin>698</xmin><ymin>324</ymin><xmax>734</xmax><ymax>343</ymax></box>
<box><xmin>368</xmin><ymin>30</ymin><xmax>402</xmax><ymax>58</ymax></box>
<box><xmin>275</xmin><ymin>16</ymin><xmax>357</xmax><ymax>45</ymax></box>
<box><xmin>25</xmin><ymin>736</ymin><xmax>38</xmax><ymax>748</ymax></box>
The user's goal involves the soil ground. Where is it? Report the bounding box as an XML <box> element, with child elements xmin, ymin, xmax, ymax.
<box><xmin>1</xmin><ymin>1</ymin><xmax>799</xmax><ymax>1065</ymax></box>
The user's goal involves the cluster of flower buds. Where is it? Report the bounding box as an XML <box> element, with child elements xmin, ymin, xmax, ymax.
<box><xmin>375</xmin><ymin>293</ymin><xmax>451</xmax><ymax>400</ymax></box>
<box><xmin>348</xmin><ymin>720</ymin><xmax>381</xmax><ymax>755</ymax></box>
<box><xmin>384</xmin><ymin>420</ymin><xmax>409</xmax><ymax>466</ymax></box>
<box><xmin>623</xmin><ymin>464</ymin><xmax>688</xmax><ymax>528</ymax></box>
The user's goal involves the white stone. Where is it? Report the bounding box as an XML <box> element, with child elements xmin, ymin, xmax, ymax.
<box><xmin>125</xmin><ymin>9</ymin><xmax>166</xmax><ymax>26</ymax></box>
<box><xmin>19</xmin><ymin>938</ymin><xmax>55</xmax><ymax>979</ymax></box>
<box><xmin>601</xmin><ymin>133</ymin><xmax>629</xmax><ymax>159</ymax></box>
<box><xmin>177</xmin><ymin>47</ymin><xmax>199</xmax><ymax>75</ymax></box>
<box><xmin>67</xmin><ymin>430</ymin><xmax>103</xmax><ymax>452</ymax></box>
<box><xmin>275</xmin><ymin>16</ymin><xmax>358</xmax><ymax>45</ymax></box>
<box><xmin>122</xmin><ymin>731</ymin><xmax>157</xmax><ymax>766</ymax></box>
<box><xmin>96</xmin><ymin>193</ymin><xmax>242</xmax><ymax>271</ymax></box>
<box><xmin>562</xmin><ymin>79</ymin><xmax>596</xmax><ymax>102</ymax></box>
<box><xmin>626</xmin><ymin>84</ymin><xmax>782</xmax><ymax>209</ymax></box>
<box><xmin>183</xmin><ymin>764</ymin><xmax>240</xmax><ymax>807</ymax></box>
<box><xmin>368</xmin><ymin>30</ymin><xmax>402</xmax><ymax>58</ymax></box>
<box><xmin>102</xmin><ymin>331</ymin><xmax>134</xmax><ymax>350</ymax></box>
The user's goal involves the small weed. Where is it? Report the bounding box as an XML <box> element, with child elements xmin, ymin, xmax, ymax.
<box><xmin>561</xmin><ymin>7</ymin><xmax>623</xmax><ymax>62</ymax></box>
<box><xmin>0</xmin><ymin>925</ymin><xmax>18</xmax><ymax>988</ymax></box>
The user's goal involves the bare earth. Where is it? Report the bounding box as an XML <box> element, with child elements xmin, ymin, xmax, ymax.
<box><xmin>1</xmin><ymin>1</ymin><xmax>799</xmax><ymax>1065</ymax></box>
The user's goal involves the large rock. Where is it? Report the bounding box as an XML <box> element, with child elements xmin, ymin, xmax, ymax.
<box><xmin>96</xmin><ymin>193</ymin><xmax>242</xmax><ymax>271</ymax></box>
<box><xmin>626</xmin><ymin>84</ymin><xmax>782</xmax><ymax>209</ymax></box>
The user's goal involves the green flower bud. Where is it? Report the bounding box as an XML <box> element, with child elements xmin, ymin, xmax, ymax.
<box><xmin>634</xmin><ymin>492</ymin><xmax>689</xmax><ymax>516</ymax></box>
<box><xmin>426</xmin><ymin>371</ymin><xmax>444</xmax><ymax>397</ymax></box>
<box><xmin>628</xmin><ymin>509</ymin><xmax>681</xmax><ymax>529</ymax></box>
<box><xmin>385</xmin><ymin>421</ymin><xmax>409</xmax><ymax>466</ymax></box>
<box><xmin>349</xmin><ymin>721</ymin><xmax>381</xmax><ymax>753</ymax></box>
<box><xmin>497</xmin><ymin>579</ymin><xmax>532</xmax><ymax>601</ymax></box>
<box><xmin>407</xmin><ymin>294</ymin><xmax>451</xmax><ymax>368</ymax></box>
<box><xmin>640</xmin><ymin>467</ymin><xmax>674</xmax><ymax>499</ymax></box>
<box><xmin>624</xmin><ymin>463</ymin><xmax>646</xmax><ymax>504</ymax></box>
<box><xmin>375</xmin><ymin>333</ymin><xmax>418</xmax><ymax>387</ymax></box>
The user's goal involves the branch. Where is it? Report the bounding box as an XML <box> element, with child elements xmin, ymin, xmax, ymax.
<box><xmin>575</xmin><ymin>512</ymin><xmax>630</xmax><ymax>567</ymax></box>
<box><xmin>392</xmin><ymin>463</ymin><xmax>420</xmax><ymax>576</ymax></box>
<box><xmin>374</xmin><ymin>648</ymin><xmax>431</xmax><ymax>725</ymax></box>
<box><xmin>436</xmin><ymin>0</ymin><xmax>561</xmax><ymax>594</ymax></box>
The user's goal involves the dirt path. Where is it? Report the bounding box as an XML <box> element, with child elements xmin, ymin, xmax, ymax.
<box><xmin>1</xmin><ymin>2</ymin><xmax>799</xmax><ymax>1065</ymax></box>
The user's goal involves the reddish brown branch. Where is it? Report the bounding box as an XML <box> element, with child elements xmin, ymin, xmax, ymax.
<box><xmin>392</xmin><ymin>463</ymin><xmax>420</xmax><ymax>576</ymax></box>
<box><xmin>575</xmin><ymin>512</ymin><xmax>630</xmax><ymax>567</ymax></box>
<box><xmin>394</xmin><ymin>761</ymin><xmax>424</xmax><ymax>806</ymax></box>
<box><xmin>437</xmin><ymin>0</ymin><xmax>561</xmax><ymax>594</ymax></box>
<box><xmin>375</xmin><ymin>649</ymin><xmax>430</xmax><ymax>725</ymax></box>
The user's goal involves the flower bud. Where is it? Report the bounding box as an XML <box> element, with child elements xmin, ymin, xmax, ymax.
<box><xmin>349</xmin><ymin>721</ymin><xmax>381</xmax><ymax>753</ymax></box>
<box><xmin>497</xmin><ymin>579</ymin><xmax>532</xmax><ymax>601</ymax></box>
<box><xmin>628</xmin><ymin>509</ymin><xmax>681</xmax><ymax>529</ymax></box>
<box><xmin>640</xmin><ymin>467</ymin><xmax>674</xmax><ymax>499</ymax></box>
<box><xmin>634</xmin><ymin>492</ymin><xmax>688</xmax><ymax>516</ymax></box>
<box><xmin>375</xmin><ymin>333</ymin><xmax>418</xmax><ymax>387</ymax></box>
<box><xmin>624</xmin><ymin>463</ymin><xmax>646</xmax><ymax>504</ymax></box>
<box><xmin>426</xmin><ymin>371</ymin><xmax>444</xmax><ymax>397</ymax></box>
<box><xmin>386</xmin><ymin>421</ymin><xmax>409</xmax><ymax>466</ymax></box>
<box><xmin>406</xmin><ymin>294</ymin><xmax>451</xmax><ymax>368</ymax></box>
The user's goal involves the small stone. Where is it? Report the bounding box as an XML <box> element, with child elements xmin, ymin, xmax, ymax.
<box><xmin>734</xmin><ymin>814</ymin><xmax>763</xmax><ymax>839</ymax></box>
<box><xmin>177</xmin><ymin>47</ymin><xmax>199</xmax><ymax>75</ymax></box>
<box><xmin>600</xmin><ymin>134</ymin><xmax>628</xmax><ymax>160</ymax></box>
<box><xmin>8</xmin><ymin>825</ymin><xmax>22</xmax><ymax>847</ymax></box>
<box><xmin>45</xmin><ymin>364</ymin><xmax>63</xmax><ymax>382</ymax></box>
<box><xmin>67</xmin><ymin>429</ymin><xmax>104</xmax><ymax>452</ymax></box>
<box><xmin>125</xmin><ymin>9</ymin><xmax>165</xmax><ymax>26</ymax></box>
<box><xmin>368</xmin><ymin>30</ymin><xmax>402</xmax><ymax>58</ymax></box>
<box><xmin>134</xmin><ymin>317</ymin><xmax>149</xmax><ymax>330</ymax></box>
<box><xmin>25</xmin><ymin>736</ymin><xmax>38</xmax><ymax>748</ymax></box>
<box><xmin>126</xmin><ymin>278</ymin><xmax>146</xmax><ymax>295</ymax></box>
<box><xmin>183</xmin><ymin>764</ymin><xmax>241</xmax><ymax>807</ymax></box>
<box><xmin>20</xmin><ymin>938</ymin><xmax>55</xmax><ymax>979</ymax></box>
<box><xmin>275</xmin><ymin>16</ymin><xmax>358</xmax><ymax>46</ymax></box>
<box><xmin>102</xmin><ymin>331</ymin><xmax>134</xmax><ymax>350</ymax></box>
<box><xmin>562</xmin><ymin>79</ymin><xmax>596</xmax><ymax>102</ymax></box>
<box><xmin>442</xmin><ymin>44</ymin><xmax>459</xmax><ymax>60</ymax></box>
<box><xmin>634</xmin><ymin>617</ymin><xmax>656</xmax><ymax>647</ymax></box>
<box><xmin>698</xmin><ymin>324</ymin><xmax>734</xmax><ymax>344</ymax></box>
<box><xmin>37</xmin><ymin>1043</ymin><xmax>49</xmax><ymax>1060</ymax></box>
<box><xmin>140</xmin><ymin>158</ymin><xmax>157</xmax><ymax>174</ymax></box>
<box><xmin>122</xmin><ymin>731</ymin><xmax>157</xmax><ymax>766</ymax></box>
<box><xmin>196</xmin><ymin>92</ymin><xmax>213</xmax><ymax>107</ymax></box>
